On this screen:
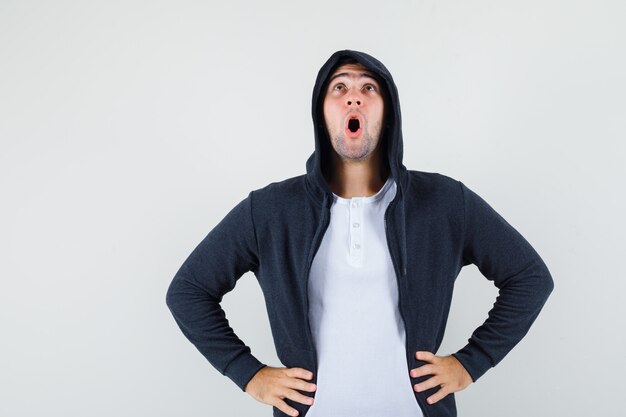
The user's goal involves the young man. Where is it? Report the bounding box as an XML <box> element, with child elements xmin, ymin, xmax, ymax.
<box><xmin>165</xmin><ymin>50</ymin><xmax>554</xmax><ymax>417</ymax></box>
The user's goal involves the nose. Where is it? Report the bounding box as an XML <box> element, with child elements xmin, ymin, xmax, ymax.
<box><xmin>346</xmin><ymin>95</ymin><xmax>361</xmax><ymax>107</ymax></box>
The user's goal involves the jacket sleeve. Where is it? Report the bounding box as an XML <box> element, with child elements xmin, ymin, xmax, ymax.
<box><xmin>451</xmin><ymin>181</ymin><xmax>554</xmax><ymax>383</ymax></box>
<box><xmin>165</xmin><ymin>191</ymin><xmax>267</xmax><ymax>392</ymax></box>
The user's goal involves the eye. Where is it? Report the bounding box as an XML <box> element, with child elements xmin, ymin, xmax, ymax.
<box><xmin>364</xmin><ymin>84</ymin><xmax>376</xmax><ymax>91</ymax></box>
<box><xmin>333</xmin><ymin>83</ymin><xmax>345</xmax><ymax>91</ymax></box>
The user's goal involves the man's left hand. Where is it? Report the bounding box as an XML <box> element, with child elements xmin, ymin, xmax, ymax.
<box><xmin>410</xmin><ymin>351</ymin><xmax>473</xmax><ymax>405</ymax></box>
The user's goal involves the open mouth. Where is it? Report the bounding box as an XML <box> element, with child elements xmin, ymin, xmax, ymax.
<box><xmin>348</xmin><ymin>118</ymin><xmax>360</xmax><ymax>133</ymax></box>
<box><xmin>345</xmin><ymin>115</ymin><xmax>362</xmax><ymax>138</ymax></box>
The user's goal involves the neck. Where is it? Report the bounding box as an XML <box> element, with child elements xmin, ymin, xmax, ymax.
<box><xmin>326</xmin><ymin>147</ymin><xmax>390</xmax><ymax>198</ymax></box>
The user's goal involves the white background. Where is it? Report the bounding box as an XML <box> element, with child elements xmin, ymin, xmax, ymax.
<box><xmin>1</xmin><ymin>1</ymin><xmax>624</xmax><ymax>416</ymax></box>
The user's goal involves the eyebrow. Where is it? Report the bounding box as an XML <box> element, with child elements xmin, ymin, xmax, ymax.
<box><xmin>328</xmin><ymin>72</ymin><xmax>379</xmax><ymax>84</ymax></box>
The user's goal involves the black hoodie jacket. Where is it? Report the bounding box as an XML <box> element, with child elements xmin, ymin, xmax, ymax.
<box><xmin>165</xmin><ymin>49</ymin><xmax>555</xmax><ymax>417</ymax></box>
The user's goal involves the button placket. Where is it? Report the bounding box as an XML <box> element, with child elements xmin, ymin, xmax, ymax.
<box><xmin>349</xmin><ymin>198</ymin><xmax>363</xmax><ymax>265</ymax></box>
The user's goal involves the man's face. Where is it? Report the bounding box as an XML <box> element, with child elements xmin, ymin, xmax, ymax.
<box><xmin>323</xmin><ymin>63</ymin><xmax>385</xmax><ymax>162</ymax></box>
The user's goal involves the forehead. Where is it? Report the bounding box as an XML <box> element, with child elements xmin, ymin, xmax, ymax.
<box><xmin>328</xmin><ymin>63</ymin><xmax>379</xmax><ymax>83</ymax></box>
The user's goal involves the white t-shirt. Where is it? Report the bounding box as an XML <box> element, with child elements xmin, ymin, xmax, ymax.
<box><xmin>306</xmin><ymin>175</ymin><xmax>423</xmax><ymax>417</ymax></box>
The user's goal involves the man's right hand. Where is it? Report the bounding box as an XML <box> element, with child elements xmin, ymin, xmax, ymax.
<box><xmin>244</xmin><ymin>365</ymin><xmax>317</xmax><ymax>416</ymax></box>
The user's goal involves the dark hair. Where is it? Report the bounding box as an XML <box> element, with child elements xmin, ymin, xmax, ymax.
<box><xmin>334</xmin><ymin>56</ymin><xmax>360</xmax><ymax>67</ymax></box>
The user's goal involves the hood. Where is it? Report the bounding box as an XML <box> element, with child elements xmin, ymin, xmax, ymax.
<box><xmin>305</xmin><ymin>49</ymin><xmax>408</xmax><ymax>206</ymax></box>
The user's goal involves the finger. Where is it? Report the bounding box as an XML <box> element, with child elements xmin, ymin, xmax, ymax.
<box><xmin>274</xmin><ymin>398</ymin><xmax>300</xmax><ymax>417</ymax></box>
<box><xmin>426</xmin><ymin>385</ymin><xmax>450</xmax><ymax>405</ymax></box>
<box><xmin>283</xmin><ymin>387</ymin><xmax>315</xmax><ymax>407</ymax></box>
<box><xmin>414</xmin><ymin>375</ymin><xmax>442</xmax><ymax>393</ymax></box>
<box><xmin>285</xmin><ymin>367</ymin><xmax>314</xmax><ymax>380</ymax></box>
<box><xmin>410</xmin><ymin>363</ymin><xmax>435</xmax><ymax>378</ymax></box>
<box><xmin>287</xmin><ymin>376</ymin><xmax>318</xmax><ymax>393</ymax></box>
<box><xmin>415</xmin><ymin>351</ymin><xmax>436</xmax><ymax>362</ymax></box>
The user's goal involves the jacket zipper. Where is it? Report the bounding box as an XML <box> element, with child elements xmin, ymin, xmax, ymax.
<box><xmin>384</xmin><ymin>198</ymin><xmax>430</xmax><ymax>417</ymax></box>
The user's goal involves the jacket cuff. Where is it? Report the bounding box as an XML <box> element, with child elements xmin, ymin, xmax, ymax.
<box><xmin>451</xmin><ymin>340</ymin><xmax>494</xmax><ymax>383</ymax></box>
<box><xmin>222</xmin><ymin>351</ymin><xmax>268</xmax><ymax>392</ymax></box>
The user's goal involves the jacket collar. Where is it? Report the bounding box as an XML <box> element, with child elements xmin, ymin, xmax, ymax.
<box><xmin>304</xmin><ymin>49</ymin><xmax>408</xmax><ymax>208</ymax></box>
